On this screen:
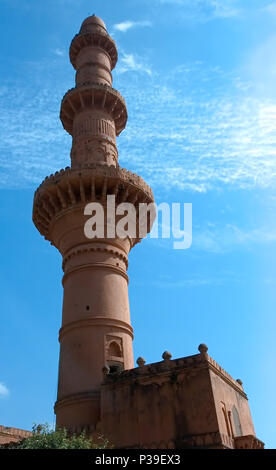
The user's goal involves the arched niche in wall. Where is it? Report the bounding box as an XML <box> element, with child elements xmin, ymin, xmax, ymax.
<box><xmin>232</xmin><ymin>405</ymin><xmax>242</xmax><ymax>437</ymax></box>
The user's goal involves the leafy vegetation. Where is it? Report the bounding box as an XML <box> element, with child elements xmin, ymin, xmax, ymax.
<box><xmin>1</xmin><ymin>424</ymin><xmax>111</xmax><ymax>449</ymax></box>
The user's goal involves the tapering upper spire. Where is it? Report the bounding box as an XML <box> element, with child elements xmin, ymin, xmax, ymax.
<box><xmin>34</xmin><ymin>16</ymin><xmax>153</xmax><ymax>243</ymax></box>
<box><xmin>80</xmin><ymin>15</ymin><xmax>107</xmax><ymax>33</ymax></box>
<box><xmin>69</xmin><ymin>14</ymin><xmax>118</xmax><ymax>77</ymax></box>
<box><xmin>60</xmin><ymin>15</ymin><xmax>126</xmax><ymax>169</ymax></box>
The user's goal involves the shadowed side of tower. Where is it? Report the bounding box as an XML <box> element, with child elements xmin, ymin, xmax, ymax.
<box><xmin>32</xmin><ymin>15</ymin><xmax>154</xmax><ymax>434</ymax></box>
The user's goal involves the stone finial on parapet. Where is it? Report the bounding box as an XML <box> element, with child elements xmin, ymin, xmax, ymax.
<box><xmin>136</xmin><ymin>357</ymin><xmax>146</xmax><ymax>367</ymax></box>
<box><xmin>162</xmin><ymin>351</ymin><xmax>172</xmax><ymax>361</ymax></box>
<box><xmin>198</xmin><ymin>343</ymin><xmax>208</xmax><ymax>359</ymax></box>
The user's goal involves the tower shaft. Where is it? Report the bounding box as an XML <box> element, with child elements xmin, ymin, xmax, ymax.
<box><xmin>33</xmin><ymin>15</ymin><xmax>154</xmax><ymax>433</ymax></box>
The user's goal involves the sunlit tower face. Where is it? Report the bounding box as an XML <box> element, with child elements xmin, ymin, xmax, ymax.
<box><xmin>32</xmin><ymin>15</ymin><xmax>154</xmax><ymax>434</ymax></box>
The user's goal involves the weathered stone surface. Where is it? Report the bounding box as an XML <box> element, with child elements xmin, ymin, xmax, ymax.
<box><xmin>0</xmin><ymin>426</ymin><xmax>32</xmax><ymax>446</ymax></box>
<box><xmin>101</xmin><ymin>352</ymin><xmax>264</xmax><ymax>449</ymax></box>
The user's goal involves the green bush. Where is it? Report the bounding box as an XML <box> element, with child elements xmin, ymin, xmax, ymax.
<box><xmin>2</xmin><ymin>424</ymin><xmax>111</xmax><ymax>449</ymax></box>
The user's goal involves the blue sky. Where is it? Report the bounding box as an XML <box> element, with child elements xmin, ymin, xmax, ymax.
<box><xmin>0</xmin><ymin>0</ymin><xmax>276</xmax><ymax>448</ymax></box>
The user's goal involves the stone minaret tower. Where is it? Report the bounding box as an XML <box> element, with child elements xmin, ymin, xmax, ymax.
<box><xmin>33</xmin><ymin>15</ymin><xmax>154</xmax><ymax>434</ymax></box>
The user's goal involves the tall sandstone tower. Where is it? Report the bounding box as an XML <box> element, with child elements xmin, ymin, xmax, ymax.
<box><xmin>33</xmin><ymin>15</ymin><xmax>154</xmax><ymax>433</ymax></box>
<box><xmin>32</xmin><ymin>15</ymin><xmax>264</xmax><ymax>449</ymax></box>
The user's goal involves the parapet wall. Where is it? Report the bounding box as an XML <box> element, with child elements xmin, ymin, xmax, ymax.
<box><xmin>100</xmin><ymin>348</ymin><xmax>263</xmax><ymax>449</ymax></box>
<box><xmin>0</xmin><ymin>425</ymin><xmax>32</xmax><ymax>446</ymax></box>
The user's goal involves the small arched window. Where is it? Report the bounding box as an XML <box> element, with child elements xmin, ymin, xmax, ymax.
<box><xmin>232</xmin><ymin>405</ymin><xmax>242</xmax><ymax>437</ymax></box>
<box><xmin>222</xmin><ymin>406</ymin><xmax>231</xmax><ymax>437</ymax></box>
<box><xmin>108</xmin><ymin>341</ymin><xmax>122</xmax><ymax>358</ymax></box>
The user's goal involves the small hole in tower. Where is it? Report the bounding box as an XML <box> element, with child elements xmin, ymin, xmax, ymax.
<box><xmin>86</xmin><ymin>305</ymin><xmax>90</xmax><ymax>311</ymax></box>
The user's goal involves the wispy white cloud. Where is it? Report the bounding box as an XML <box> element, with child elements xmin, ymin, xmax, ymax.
<box><xmin>113</xmin><ymin>20</ymin><xmax>152</xmax><ymax>33</ymax></box>
<box><xmin>1</xmin><ymin>55</ymin><xmax>276</xmax><ymax>193</ymax></box>
<box><xmin>142</xmin><ymin>271</ymin><xmax>276</xmax><ymax>288</ymax></box>
<box><xmin>263</xmin><ymin>278</ymin><xmax>276</xmax><ymax>285</ymax></box>
<box><xmin>208</xmin><ymin>0</ymin><xmax>240</xmax><ymax>18</ymax></box>
<box><xmin>193</xmin><ymin>223</ymin><xmax>276</xmax><ymax>253</ymax></box>
<box><xmin>262</xmin><ymin>2</ymin><xmax>276</xmax><ymax>15</ymax></box>
<box><xmin>116</xmin><ymin>62</ymin><xmax>276</xmax><ymax>193</ymax></box>
<box><xmin>244</xmin><ymin>35</ymin><xmax>276</xmax><ymax>98</ymax></box>
<box><xmin>0</xmin><ymin>60</ymin><xmax>70</xmax><ymax>188</ymax></box>
<box><xmin>149</xmin><ymin>219</ymin><xmax>276</xmax><ymax>253</ymax></box>
<box><xmin>152</xmin><ymin>277</ymin><xmax>224</xmax><ymax>287</ymax></box>
<box><xmin>117</xmin><ymin>53</ymin><xmax>152</xmax><ymax>75</ymax></box>
<box><xmin>0</xmin><ymin>382</ymin><xmax>9</xmax><ymax>398</ymax></box>
<box><xmin>149</xmin><ymin>0</ymin><xmax>240</xmax><ymax>21</ymax></box>
<box><xmin>52</xmin><ymin>48</ymin><xmax>65</xmax><ymax>57</ymax></box>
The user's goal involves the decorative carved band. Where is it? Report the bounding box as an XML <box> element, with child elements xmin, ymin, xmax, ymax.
<box><xmin>62</xmin><ymin>262</ymin><xmax>129</xmax><ymax>285</ymax></box>
<box><xmin>60</xmin><ymin>84</ymin><xmax>127</xmax><ymax>136</ymax></box>
<box><xmin>54</xmin><ymin>390</ymin><xmax>100</xmax><ymax>412</ymax></box>
<box><xmin>102</xmin><ymin>353</ymin><xmax>248</xmax><ymax>398</ymax></box>
<box><xmin>73</xmin><ymin>117</ymin><xmax>116</xmax><ymax>140</ymax></box>
<box><xmin>35</xmin><ymin>165</ymin><xmax>153</xmax><ymax>200</ymax></box>
<box><xmin>207</xmin><ymin>357</ymin><xmax>248</xmax><ymax>398</ymax></box>
<box><xmin>62</xmin><ymin>244</ymin><xmax>128</xmax><ymax>271</ymax></box>
<box><xmin>76</xmin><ymin>61</ymin><xmax>113</xmax><ymax>87</ymax></box>
<box><xmin>178</xmin><ymin>432</ymin><xmax>234</xmax><ymax>449</ymax></box>
<box><xmin>70</xmin><ymin>138</ymin><xmax>118</xmax><ymax>168</ymax></box>
<box><xmin>234</xmin><ymin>435</ymin><xmax>264</xmax><ymax>449</ymax></box>
<box><xmin>70</xmin><ymin>32</ymin><xmax>117</xmax><ymax>70</ymax></box>
<box><xmin>59</xmin><ymin>316</ymin><xmax>134</xmax><ymax>342</ymax></box>
<box><xmin>33</xmin><ymin>165</ymin><xmax>154</xmax><ymax>240</ymax></box>
<box><xmin>121</xmin><ymin>440</ymin><xmax>176</xmax><ymax>450</ymax></box>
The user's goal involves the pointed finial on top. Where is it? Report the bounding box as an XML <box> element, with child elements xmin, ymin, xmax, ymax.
<box><xmin>198</xmin><ymin>343</ymin><xmax>208</xmax><ymax>354</ymax></box>
<box><xmin>162</xmin><ymin>351</ymin><xmax>172</xmax><ymax>361</ymax></box>
<box><xmin>137</xmin><ymin>357</ymin><xmax>146</xmax><ymax>367</ymax></box>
